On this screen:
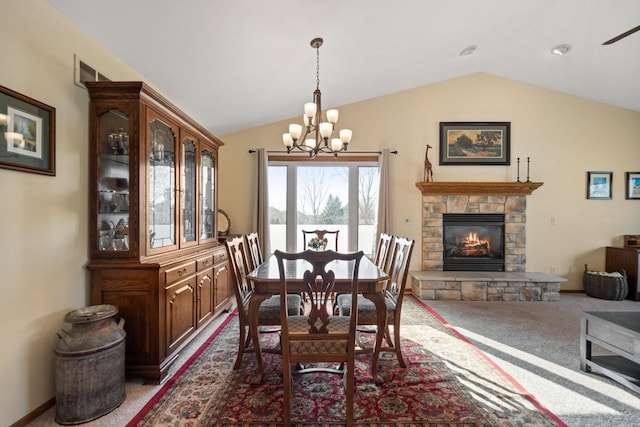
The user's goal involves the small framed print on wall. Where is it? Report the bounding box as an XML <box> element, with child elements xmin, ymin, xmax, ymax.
<box><xmin>0</xmin><ymin>85</ymin><xmax>55</xmax><ymax>176</ymax></box>
<box><xmin>586</xmin><ymin>171</ymin><xmax>612</xmax><ymax>200</ymax></box>
<box><xmin>626</xmin><ymin>172</ymin><xmax>640</xmax><ymax>200</ymax></box>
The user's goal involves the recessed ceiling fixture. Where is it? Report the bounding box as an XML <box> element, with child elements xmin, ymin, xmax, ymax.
<box><xmin>551</xmin><ymin>44</ymin><xmax>571</xmax><ymax>55</ymax></box>
<box><xmin>282</xmin><ymin>37</ymin><xmax>352</xmax><ymax>158</ymax></box>
<box><xmin>459</xmin><ymin>45</ymin><xmax>477</xmax><ymax>56</ymax></box>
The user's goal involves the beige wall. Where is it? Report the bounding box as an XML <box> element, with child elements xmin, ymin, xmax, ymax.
<box><xmin>220</xmin><ymin>73</ymin><xmax>640</xmax><ymax>292</ymax></box>
<box><xmin>0</xmin><ymin>1</ymin><xmax>149</xmax><ymax>424</ymax></box>
<box><xmin>2</xmin><ymin>0</ymin><xmax>639</xmax><ymax>424</ymax></box>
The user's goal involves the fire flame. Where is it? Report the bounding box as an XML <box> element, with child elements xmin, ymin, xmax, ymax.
<box><xmin>462</xmin><ymin>231</ymin><xmax>490</xmax><ymax>252</ymax></box>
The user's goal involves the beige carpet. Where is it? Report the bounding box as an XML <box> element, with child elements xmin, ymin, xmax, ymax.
<box><xmin>426</xmin><ymin>293</ymin><xmax>640</xmax><ymax>427</ymax></box>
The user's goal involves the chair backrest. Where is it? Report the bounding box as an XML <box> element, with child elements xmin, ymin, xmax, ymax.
<box><xmin>274</xmin><ymin>249</ymin><xmax>363</xmax><ymax>338</ymax></box>
<box><xmin>373</xmin><ymin>232</ymin><xmax>394</xmax><ymax>272</ymax></box>
<box><xmin>302</xmin><ymin>229</ymin><xmax>339</xmax><ymax>251</ymax></box>
<box><xmin>245</xmin><ymin>232</ymin><xmax>264</xmax><ymax>271</ymax></box>
<box><xmin>385</xmin><ymin>236</ymin><xmax>415</xmax><ymax>302</ymax></box>
<box><xmin>225</xmin><ymin>235</ymin><xmax>254</xmax><ymax>310</ymax></box>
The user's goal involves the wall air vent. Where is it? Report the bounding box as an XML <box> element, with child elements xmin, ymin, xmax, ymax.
<box><xmin>74</xmin><ymin>54</ymin><xmax>110</xmax><ymax>90</ymax></box>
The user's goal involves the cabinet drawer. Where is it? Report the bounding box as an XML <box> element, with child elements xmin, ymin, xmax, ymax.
<box><xmin>165</xmin><ymin>261</ymin><xmax>196</xmax><ymax>284</ymax></box>
<box><xmin>197</xmin><ymin>255</ymin><xmax>214</xmax><ymax>271</ymax></box>
<box><xmin>213</xmin><ymin>249</ymin><xmax>227</xmax><ymax>265</ymax></box>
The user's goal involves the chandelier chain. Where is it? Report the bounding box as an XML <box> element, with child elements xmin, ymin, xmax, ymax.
<box><xmin>316</xmin><ymin>45</ymin><xmax>320</xmax><ymax>90</ymax></box>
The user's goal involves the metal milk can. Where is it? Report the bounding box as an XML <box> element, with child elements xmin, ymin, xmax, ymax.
<box><xmin>54</xmin><ymin>304</ymin><xmax>126</xmax><ymax>425</ymax></box>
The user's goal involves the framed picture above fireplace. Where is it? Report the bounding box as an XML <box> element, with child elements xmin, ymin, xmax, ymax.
<box><xmin>439</xmin><ymin>122</ymin><xmax>510</xmax><ymax>165</ymax></box>
<box><xmin>587</xmin><ymin>171</ymin><xmax>613</xmax><ymax>200</ymax></box>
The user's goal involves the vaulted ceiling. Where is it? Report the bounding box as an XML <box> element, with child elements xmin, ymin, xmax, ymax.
<box><xmin>49</xmin><ymin>0</ymin><xmax>640</xmax><ymax>135</ymax></box>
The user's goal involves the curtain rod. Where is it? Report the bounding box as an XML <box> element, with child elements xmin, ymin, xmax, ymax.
<box><xmin>248</xmin><ymin>149</ymin><xmax>397</xmax><ymax>155</ymax></box>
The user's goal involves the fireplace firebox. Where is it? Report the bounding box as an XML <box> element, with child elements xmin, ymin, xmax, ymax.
<box><xmin>443</xmin><ymin>213</ymin><xmax>505</xmax><ymax>271</ymax></box>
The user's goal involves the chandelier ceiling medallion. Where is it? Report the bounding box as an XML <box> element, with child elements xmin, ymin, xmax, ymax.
<box><xmin>282</xmin><ymin>37</ymin><xmax>352</xmax><ymax>158</ymax></box>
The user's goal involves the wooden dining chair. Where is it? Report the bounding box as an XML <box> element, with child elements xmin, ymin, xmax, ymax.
<box><xmin>274</xmin><ymin>249</ymin><xmax>364</xmax><ymax>427</ymax></box>
<box><xmin>245</xmin><ymin>231</ymin><xmax>264</xmax><ymax>271</ymax></box>
<box><xmin>373</xmin><ymin>232</ymin><xmax>394</xmax><ymax>271</ymax></box>
<box><xmin>302</xmin><ymin>229</ymin><xmax>339</xmax><ymax>251</ymax></box>
<box><xmin>335</xmin><ymin>236</ymin><xmax>415</xmax><ymax>368</ymax></box>
<box><xmin>225</xmin><ymin>236</ymin><xmax>302</xmax><ymax>374</ymax></box>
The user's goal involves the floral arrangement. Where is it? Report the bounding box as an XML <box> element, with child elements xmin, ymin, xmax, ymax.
<box><xmin>307</xmin><ymin>237</ymin><xmax>328</xmax><ymax>250</ymax></box>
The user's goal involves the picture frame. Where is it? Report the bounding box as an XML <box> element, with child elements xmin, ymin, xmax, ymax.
<box><xmin>439</xmin><ymin>122</ymin><xmax>510</xmax><ymax>165</ymax></box>
<box><xmin>586</xmin><ymin>171</ymin><xmax>612</xmax><ymax>200</ymax></box>
<box><xmin>626</xmin><ymin>172</ymin><xmax>640</xmax><ymax>200</ymax></box>
<box><xmin>0</xmin><ymin>85</ymin><xmax>55</xmax><ymax>175</ymax></box>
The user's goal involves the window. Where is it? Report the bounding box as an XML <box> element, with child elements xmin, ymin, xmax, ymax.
<box><xmin>268</xmin><ymin>159</ymin><xmax>379</xmax><ymax>256</ymax></box>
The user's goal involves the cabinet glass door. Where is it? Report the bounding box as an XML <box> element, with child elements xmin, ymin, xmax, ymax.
<box><xmin>149</xmin><ymin>116</ymin><xmax>177</xmax><ymax>250</ymax></box>
<box><xmin>200</xmin><ymin>149</ymin><xmax>215</xmax><ymax>240</ymax></box>
<box><xmin>181</xmin><ymin>137</ymin><xmax>197</xmax><ymax>246</ymax></box>
<box><xmin>97</xmin><ymin>109</ymin><xmax>130</xmax><ymax>253</ymax></box>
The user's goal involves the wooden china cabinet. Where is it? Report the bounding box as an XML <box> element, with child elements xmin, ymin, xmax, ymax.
<box><xmin>86</xmin><ymin>82</ymin><xmax>232</xmax><ymax>383</ymax></box>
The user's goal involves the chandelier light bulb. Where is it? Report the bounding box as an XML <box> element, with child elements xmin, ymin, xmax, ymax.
<box><xmin>339</xmin><ymin>129</ymin><xmax>352</xmax><ymax>144</ymax></box>
<box><xmin>282</xmin><ymin>133</ymin><xmax>293</xmax><ymax>148</ymax></box>
<box><xmin>326</xmin><ymin>109</ymin><xmax>339</xmax><ymax>124</ymax></box>
<box><xmin>330</xmin><ymin>138</ymin><xmax>343</xmax><ymax>151</ymax></box>
<box><xmin>304</xmin><ymin>138</ymin><xmax>316</xmax><ymax>149</ymax></box>
<box><xmin>289</xmin><ymin>124</ymin><xmax>302</xmax><ymax>140</ymax></box>
<box><xmin>304</xmin><ymin>102</ymin><xmax>317</xmax><ymax>118</ymax></box>
<box><xmin>319</xmin><ymin>122</ymin><xmax>333</xmax><ymax>139</ymax></box>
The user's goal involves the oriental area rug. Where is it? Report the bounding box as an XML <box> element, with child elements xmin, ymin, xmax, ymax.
<box><xmin>127</xmin><ymin>296</ymin><xmax>565</xmax><ymax>426</ymax></box>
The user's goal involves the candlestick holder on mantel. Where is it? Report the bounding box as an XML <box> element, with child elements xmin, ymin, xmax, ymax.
<box><xmin>415</xmin><ymin>181</ymin><xmax>543</xmax><ymax>196</ymax></box>
<box><xmin>515</xmin><ymin>156</ymin><xmax>532</xmax><ymax>183</ymax></box>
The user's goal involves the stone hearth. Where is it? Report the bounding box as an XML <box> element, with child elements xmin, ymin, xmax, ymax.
<box><xmin>411</xmin><ymin>181</ymin><xmax>565</xmax><ymax>301</ymax></box>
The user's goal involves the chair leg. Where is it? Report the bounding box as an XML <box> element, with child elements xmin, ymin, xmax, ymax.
<box><xmin>234</xmin><ymin>325</ymin><xmax>250</xmax><ymax>370</ymax></box>
<box><xmin>283</xmin><ymin>361</ymin><xmax>292</xmax><ymax>427</ymax></box>
<box><xmin>345</xmin><ymin>359</ymin><xmax>355</xmax><ymax>427</ymax></box>
<box><xmin>392</xmin><ymin>319</ymin><xmax>406</xmax><ymax>368</ymax></box>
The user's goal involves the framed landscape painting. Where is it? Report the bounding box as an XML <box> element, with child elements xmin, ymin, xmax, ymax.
<box><xmin>0</xmin><ymin>85</ymin><xmax>55</xmax><ymax>175</ymax></box>
<box><xmin>439</xmin><ymin>122</ymin><xmax>510</xmax><ymax>165</ymax></box>
<box><xmin>587</xmin><ymin>171</ymin><xmax>612</xmax><ymax>200</ymax></box>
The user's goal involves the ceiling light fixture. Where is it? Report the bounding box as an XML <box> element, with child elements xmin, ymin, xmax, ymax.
<box><xmin>282</xmin><ymin>37</ymin><xmax>352</xmax><ymax>158</ymax></box>
<box><xmin>551</xmin><ymin>44</ymin><xmax>571</xmax><ymax>55</ymax></box>
<box><xmin>459</xmin><ymin>45</ymin><xmax>477</xmax><ymax>56</ymax></box>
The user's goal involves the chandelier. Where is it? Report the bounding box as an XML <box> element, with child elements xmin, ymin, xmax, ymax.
<box><xmin>282</xmin><ymin>37</ymin><xmax>352</xmax><ymax>158</ymax></box>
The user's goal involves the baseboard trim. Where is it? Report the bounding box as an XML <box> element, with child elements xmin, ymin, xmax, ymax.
<box><xmin>9</xmin><ymin>397</ymin><xmax>54</xmax><ymax>427</ymax></box>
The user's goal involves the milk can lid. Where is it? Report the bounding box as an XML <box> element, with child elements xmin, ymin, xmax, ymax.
<box><xmin>64</xmin><ymin>304</ymin><xmax>119</xmax><ymax>324</ymax></box>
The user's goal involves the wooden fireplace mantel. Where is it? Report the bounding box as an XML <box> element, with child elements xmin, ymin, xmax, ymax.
<box><xmin>415</xmin><ymin>181</ymin><xmax>543</xmax><ymax>195</ymax></box>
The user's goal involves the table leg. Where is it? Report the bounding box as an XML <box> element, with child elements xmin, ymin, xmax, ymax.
<box><xmin>248</xmin><ymin>293</ymin><xmax>271</xmax><ymax>384</ymax></box>
<box><xmin>363</xmin><ymin>291</ymin><xmax>387</xmax><ymax>385</ymax></box>
<box><xmin>579</xmin><ymin>315</ymin><xmax>592</xmax><ymax>372</ymax></box>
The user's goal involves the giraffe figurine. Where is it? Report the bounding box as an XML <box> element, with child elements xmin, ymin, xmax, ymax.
<box><xmin>423</xmin><ymin>144</ymin><xmax>433</xmax><ymax>182</ymax></box>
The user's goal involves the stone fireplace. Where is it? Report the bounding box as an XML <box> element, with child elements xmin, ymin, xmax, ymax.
<box><xmin>411</xmin><ymin>181</ymin><xmax>565</xmax><ymax>301</ymax></box>
<box><xmin>420</xmin><ymin>189</ymin><xmax>528</xmax><ymax>272</ymax></box>
<box><xmin>442</xmin><ymin>213</ymin><xmax>505</xmax><ymax>271</ymax></box>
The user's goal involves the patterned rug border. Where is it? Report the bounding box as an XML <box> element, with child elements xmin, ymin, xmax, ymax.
<box><xmin>126</xmin><ymin>295</ymin><xmax>567</xmax><ymax>427</ymax></box>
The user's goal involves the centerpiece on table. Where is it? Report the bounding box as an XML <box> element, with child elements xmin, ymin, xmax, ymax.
<box><xmin>307</xmin><ymin>237</ymin><xmax>328</xmax><ymax>251</ymax></box>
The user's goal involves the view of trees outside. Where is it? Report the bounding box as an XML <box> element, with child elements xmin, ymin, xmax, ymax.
<box><xmin>267</xmin><ymin>164</ymin><xmax>379</xmax><ymax>255</ymax></box>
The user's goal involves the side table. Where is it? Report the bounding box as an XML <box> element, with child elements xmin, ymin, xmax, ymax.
<box><xmin>580</xmin><ymin>311</ymin><xmax>640</xmax><ymax>393</ymax></box>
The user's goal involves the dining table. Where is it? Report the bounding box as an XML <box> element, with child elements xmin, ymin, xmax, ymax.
<box><xmin>246</xmin><ymin>254</ymin><xmax>390</xmax><ymax>384</ymax></box>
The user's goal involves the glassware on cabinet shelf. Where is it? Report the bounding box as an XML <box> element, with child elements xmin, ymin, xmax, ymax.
<box><xmin>200</xmin><ymin>149</ymin><xmax>215</xmax><ymax>239</ymax></box>
<box><xmin>149</xmin><ymin>118</ymin><xmax>176</xmax><ymax>249</ymax></box>
<box><xmin>96</xmin><ymin>109</ymin><xmax>131</xmax><ymax>253</ymax></box>
<box><xmin>182</xmin><ymin>138</ymin><xmax>197</xmax><ymax>244</ymax></box>
<box><xmin>108</xmin><ymin>128</ymin><xmax>129</xmax><ymax>155</ymax></box>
